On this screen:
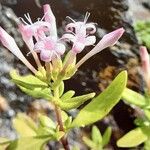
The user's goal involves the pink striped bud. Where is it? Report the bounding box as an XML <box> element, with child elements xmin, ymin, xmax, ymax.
<box><xmin>0</xmin><ymin>27</ymin><xmax>37</xmax><ymax>73</ymax></box>
<box><xmin>140</xmin><ymin>46</ymin><xmax>150</xmax><ymax>89</ymax></box>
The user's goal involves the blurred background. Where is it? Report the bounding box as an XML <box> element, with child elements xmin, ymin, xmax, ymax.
<box><xmin>0</xmin><ymin>0</ymin><xmax>150</xmax><ymax>149</ymax></box>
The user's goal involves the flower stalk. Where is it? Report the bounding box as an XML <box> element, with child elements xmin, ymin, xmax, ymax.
<box><xmin>54</xmin><ymin>88</ymin><xmax>70</xmax><ymax>150</ymax></box>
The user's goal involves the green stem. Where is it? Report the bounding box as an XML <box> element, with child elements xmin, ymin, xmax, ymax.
<box><xmin>54</xmin><ymin>88</ymin><xmax>70</xmax><ymax>150</ymax></box>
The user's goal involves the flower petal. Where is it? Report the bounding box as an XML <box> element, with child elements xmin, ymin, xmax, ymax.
<box><xmin>18</xmin><ymin>23</ymin><xmax>34</xmax><ymax>50</ymax></box>
<box><xmin>19</xmin><ymin>23</ymin><xmax>42</xmax><ymax>68</ymax></box>
<box><xmin>85</xmin><ymin>36</ymin><xmax>96</xmax><ymax>46</ymax></box>
<box><xmin>65</xmin><ymin>23</ymin><xmax>76</xmax><ymax>32</ymax></box>
<box><xmin>85</xmin><ymin>23</ymin><xmax>96</xmax><ymax>34</ymax></box>
<box><xmin>34</xmin><ymin>41</ymin><xmax>44</xmax><ymax>53</ymax></box>
<box><xmin>72</xmin><ymin>42</ymin><xmax>85</xmax><ymax>53</ymax></box>
<box><xmin>40</xmin><ymin>50</ymin><xmax>52</xmax><ymax>62</ymax></box>
<box><xmin>62</xmin><ymin>33</ymin><xmax>75</xmax><ymax>43</ymax></box>
<box><xmin>43</xmin><ymin>4</ymin><xmax>57</xmax><ymax>38</ymax></box>
<box><xmin>0</xmin><ymin>27</ymin><xmax>37</xmax><ymax>73</ymax></box>
<box><xmin>55</xmin><ymin>43</ymin><xmax>66</xmax><ymax>55</ymax></box>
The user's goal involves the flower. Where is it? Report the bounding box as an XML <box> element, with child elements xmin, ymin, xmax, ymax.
<box><xmin>18</xmin><ymin>11</ymin><xmax>53</xmax><ymax>67</ymax></box>
<box><xmin>76</xmin><ymin>28</ymin><xmax>125</xmax><ymax>68</ymax></box>
<box><xmin>0</xmin><ymin>3</ymin><xmax>124</xmax><ymax>74</ymax></box>
<box><xmin>33</xmin><ymin>4</ymin><xmax>65</xmax><ymax>62</ymax></box>
<box><xmin>34</xmin><ymin>36</ymin><xmax>65</xmax><ymax>62</ymax></box>
<box><xmin>19</xmin><ymin>4</ymin><xmax>65</xmax><ymax>63</ymax></box>
<box><xmin>18</xmin><ymin>4</ymin><xmax>58</xmax><ymax>46</ymax></box>
<box><xmin>19</xmin><ymin>13</ymin><xmax>51</xmax><ymax>42</ymax></box>
<box><xmin>62</xmin><ymin>12</ymin><xmax>96</xmax><ymax>53</ymax></box>
<box><xmin>0</xmin><ymin>27</ymin><xmax>37</xmax><ymax>74</ymax></box>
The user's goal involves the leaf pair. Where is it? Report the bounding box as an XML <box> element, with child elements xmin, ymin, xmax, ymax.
<box><xmin>118</xmin><ymin>84</ymin><xmax>150</xmax><ymax>148</ymax></box>
<box><xmin>83</xmin><ymin>126</ymin><xmax>112</xmax><ymax>150</ymax></box>
<box><xmin>58</xmin><ymin>92</ymin><xmax>96</xmax><ymax>110</ymax></box>
<box><xmin>70</xmin><ymin>71</ymin><xmax>127</xmax><ymax>128</ymax></box>
<box><xmin>10</xmin><ymin>70</ymin><xmax>53</xmax><ymax>101</ymax></box>
<box><xmin>0</xmin><ymin>113</ymin><xmax>64</xmax><ymax>150</ymax></box>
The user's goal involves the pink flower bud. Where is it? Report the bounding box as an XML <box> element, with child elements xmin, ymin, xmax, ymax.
<box><xmin>0</xmin><ymin>27</ymin><xmax>37</xmax><ymax>73</ymax></box>
<box><xmin>100</xmin><ymin>27</ymin><xmax>125</xmax><ymax>49</ymax></box>
<box><xmin>76</xmin><ymin>28</ymin><xmax>125</xmax><ymax>68</ymax></box>
<box><xmin>140</xmin><ymin>46</ymin><xmax>150</xmax><ymax>87</ymax></box>
<box><xmin>43</xmin><ymin>4</ymin><xmax>57</xmax><ymax>38</ymax></box>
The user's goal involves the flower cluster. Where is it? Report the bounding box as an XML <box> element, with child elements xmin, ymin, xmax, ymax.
<box><xmin>0</xmin><ymin>4</ymin><xmax>124</xmax><ymax>74</ymax></box>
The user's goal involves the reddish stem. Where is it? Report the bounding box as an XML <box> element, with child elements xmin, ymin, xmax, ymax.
<box><xmin>54</xmin><ymin>104</ymin><xmax>70</xmax><ymax>150</ymax></box>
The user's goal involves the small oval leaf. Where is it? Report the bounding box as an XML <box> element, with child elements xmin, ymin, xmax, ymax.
<box><xmin>71</xmin><ymin>71</ymin><xmax>127</xmax><ymax>127</ymax></box>
<box><xmin>58</xmin><ymin>93</ymin><xmax>95</xmax><ymax>110</ymax></box>
<box><xmin>117</xmin><ymin>127</ymin><xmax>148</xmax><ymax>147</ymax></box>
<box><xmin>122</xmin><ymin>88</ymin><xmax>146</xmax><ymax>107</ymax></box>
<box><xmin>92</xmin><ymin>126</ymin><xmax>102</xmax><ymax>145</ymax></box>
<box><xmin>102</xmin><ymin>127</ymin><xmax>112</xmax><ymax>146</ymax></box>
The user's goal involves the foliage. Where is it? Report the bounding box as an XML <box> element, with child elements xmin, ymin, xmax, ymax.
<box><xmin>0</xmin><ymin>3</ymin><xmax>126</xmax><ymax>150</ymax></box>
<box><xmin>71</xmin><ymin>71</ymin><xmax>127</xmax><ymax>127</ymax></box>
<box><xmin>83</xmin><ymin>126</ymin><xmax>112</xmax><ymax>150</ymax></box>
<box><xmin>117</xmin><ymin>88</ymin><xmax>150</xmax><ymax>149</ymax></box>
<box><xmin>0</xmin><ymin>70</ymin><xmax>127</xmax><ymax>149</ymax></box>
<box><xmin>134</xmin><ymin>20</ymin><xmax>150</xmax><ymax>49</ymax></box>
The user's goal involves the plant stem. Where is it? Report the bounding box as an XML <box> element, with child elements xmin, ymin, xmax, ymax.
<box><xmin>54</xmin><ymin>104</ymin><xmax>70</xmax><ymax>150</ymax></box>
<box><xmin>54</xmin><ymin>88</ymin><xmax>70</xmax><ymax>150</ymax></box>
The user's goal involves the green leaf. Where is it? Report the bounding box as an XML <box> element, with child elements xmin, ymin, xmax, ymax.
<box><xmin>58</xmin><ymin>92</ymin><xmax>96</xmax><ymax>110</ymax></box>
<box><xmin>61</xmin><ymin>90</ymin><xmax>75</xmax><ymax>101</ymax></box>
<box><xmin>10</xmin><ymin>70</ymin><xmax>48</xmax><ymax>89</ymax></box>
<box><xmin>134</xmin><ymin>20</ymin><xmax>150</xmax><ymax>49</ymax></box>
<box><xmin>52</xmin><ymin>57</ymin><xmax>63</xmax><ymax>71</ymax></box>
<box><xmin>18</xmin><ymin>85</ymin><xmax>52</xmax><ymax>100</ymax></box>
<box><xmin>13</xmin><ymin>113</ymin><xmax>37</xmax><ymax>137</ymax></box>
<box><xmin>58</xmin><ymin>82</ymin><xmax>64</xmax><ymax>97</ymax></box>
<box><xmin>144</xmin><ymin>110</ymin><xmax>150</xmax><ymax>121</ymax></box>
<box><xmin>72</xmin><ymin>146</ymin><xmax>80</xmax><ymax>150</ymax></box>
<box><xmin>122</xmin><ymin>88</ymin><xmax>146</xmax><ymax>107</ymax></box>
<box><xmin>83</xmin><ymin>137</ymin><xmax>97</xmax><ymax>149</ymax></box>
<box><xmin>92</xmin><ymin>126</ymin><xmax>102</xmax><ymax>145</ymax></box>
<box><xmin>7</xmin><ymin>136</ymin><xmax>51</xmax><ymax>150</ymax></box>
<box><xmin>64</xmin><ymin>117</ymin><xmax>72</xmax><ymax>129</ymax></box>
<box><xmin>102</xmin><ymin>127</ymin><xmax>112</xmax><ymax>146</ymax></box>
<box><xmin>63</xmin><ymin>65</ymin><xmax>77</xmax><ymax>80</ymax></box>
<box><xmin>71</xmin><ymin>71</ymin><xmax>127</xmax><ymax>127</ymax></box>
<box><xmin>35</xmin><ymin>67</ymin><xmax>47</xmax><ymax>82</ymax></box>
<box><xmin>36</xmin><ymin>126</ymin><xmax>55</xmax><ymax>136</ymax></box>
<box><xmin>61</xmin><ymin>111</ymin><xmax>68</xmax><ymax>123</ymax></box>
<box><xmin>63</xmin><ymin>51</ymin><xmax>76</xmax><ymax>66</ymax></box>
<box><xmin>0</xmin><ymin>137</ymin><xmax>10</xmax><ymax>144</ymax></box>
<box><xmin>0</xmin><ymin>143</ymin><xmax>10</xmax><ymax>149</ymax></box>
<box><xmin>144</xmin><ymin>138</ymin><xmax>150</xmax><ymax>150</ymax></box>
<box><xmin>38</xmin><ymin>114</ymin><xmax>56</xmax><ymax>129</ymax></box>
<box><xmin>117</xmin><ymin>127</ymin><xmax>148</xmax><ymax>147</ymax></box>
<box><xmin>10</xmin><ymin>70</ymin><xmax>53</xmax><ymax>100</ymax></box>
<box><xmin>0</xmin><ymin>137</ymin><xmax>11</xmax><ymax>149</ymax></box>
<box><xmin>53</xmin><ymin>131</ymin><xmax>64</xmax><ymax>141</ymax></box>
